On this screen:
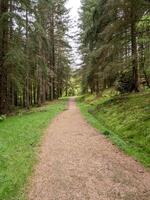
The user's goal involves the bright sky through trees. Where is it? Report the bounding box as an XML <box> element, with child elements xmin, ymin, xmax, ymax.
<box><xmin>66</xmin><ymin>0</ymin><xmax>81</xmax><ymax>68</ymax></box>
<box><xmin>67</xmin><ymin>0</ymin><xmax>81</xmax><ymax>20</ymax></box>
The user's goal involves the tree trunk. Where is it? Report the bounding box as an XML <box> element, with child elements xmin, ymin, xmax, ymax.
<box><xmin>33</xmin><ymin>84</ymin><xmax>37</xmax><ymax>105</ymax></box>
<box><xmin>0</xmin><ymin>0</ymin><xmax>9</xmax><ymax>114</ymax></box>
<box><xmin>25</xmin><ymin>9</ymin><xmax>30</xmax><ymax>109</ymax></box>
<box><xmin>130</xmin><ymin>11</ymin><xmax>140</xmax><ymax>92</ymax></box>
<box><xmin>139</xmin><ymin>41</ymin><xmax>150</xmax><ymax>88</ymax></box>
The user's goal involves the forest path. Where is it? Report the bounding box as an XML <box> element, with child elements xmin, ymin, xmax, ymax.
<box><xmin>28</xmin><ymin>98</ymin><xmax>150</xmax><ymax>200</ymax></box>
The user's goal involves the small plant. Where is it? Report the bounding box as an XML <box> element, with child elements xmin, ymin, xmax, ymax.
<box><xmin>88</xmin><ymin>107</ymin><xmax>95</xmax><ymax>114</ymax></box>
<box><xmin>0</xmin><ymin>115</ymin><xmax>6</xmax><ymax>122</ymax></box>
<box><xmin>103</xmin><ymin>130</ymin><xmax>111</xmax><ymax>136</ymax></box>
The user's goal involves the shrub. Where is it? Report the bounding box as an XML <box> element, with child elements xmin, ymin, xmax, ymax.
<box><xmin>116</xmin><ymin>70</ymin><xmax>133</xmax><ymax>93</ymax></box>
<box><xmin>0</xmin><ymin>115</ymin><xmax>6</xmax><ymax>122</ymax></box>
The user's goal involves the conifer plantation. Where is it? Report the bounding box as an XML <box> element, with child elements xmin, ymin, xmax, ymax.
<box><xmin>0</xmin><ymin>1</ymin><xmax>150</xmax><ymax>200</ymax></box>
<box><xmin>79</xmin><ymin>0</ymin><xmax>150</xmax><ymax>94</ymax></box>
<box><xmin>0</xmin><ymin>0</ymin><xmax>71</xmax><ymax>114</ymax></box>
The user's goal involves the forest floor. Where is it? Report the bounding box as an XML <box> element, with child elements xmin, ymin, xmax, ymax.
<box><xmin>28</xmin><ymin>98</ymin><xmax>150</xmax><ymax>200</ymax></box>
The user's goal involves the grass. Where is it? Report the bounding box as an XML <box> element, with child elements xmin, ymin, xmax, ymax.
<box><xmin>77</xmin><ymin>90</ymin><xmax>150</xmax><ymax>167</ymax></box>
<box><xmin>0</xmin><ymin>99</ymin><xmax>67</xmax><ymax>200</ymax></box>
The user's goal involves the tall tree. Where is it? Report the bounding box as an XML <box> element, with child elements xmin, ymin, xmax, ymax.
<box><xmin>0</xmin><ymin>0</ymin><xmax>72</xmax><ymax>114</ymax></box>
<box><xmin>79</xmin><ymin>0</ymin><xmax>150</xmax><ymax>94</ymax></box>
<box><xmin>0</xmin><ymin>0</ymin><xmax>9</xmax><ymax>114</ymax></box>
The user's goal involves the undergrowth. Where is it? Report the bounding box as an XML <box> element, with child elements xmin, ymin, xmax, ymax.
<box><xmin>77</xmin><ymin>90</ymin><xmax>150</xmax><ymax>167</ymax></box>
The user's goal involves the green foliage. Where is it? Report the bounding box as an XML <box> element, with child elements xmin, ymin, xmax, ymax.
<box><xmin>79</xmin><ymin>0</ymin><xmax>150</xmax><ymax>93</ymax></box>
<box><xmin>65</xmin><ymin>70</ymin><xmax>82</xmax><ymax>96</ymax></box>
<box><xmin>0</xmin><ymin>99</ymin><xmax>66</xmax><ymax>200</ymax></box>
<box><xmin>0</xmin><ymin>0</ymin><xmax>71</xmax><ymax>114</ymax></box>
<box><xmin>77</xmin><ymin>90</ymin><xmax>150</xmax><ymax>167</ymax></box>
<box><xmin>115</xmin><ymin>70</ymin><xmax>133</xmax><ymax>93</ymax></box>
<box><xmin>0</xmin><ymin>115</ymin><xmax>6</xmax><ymax>122</ymax></box>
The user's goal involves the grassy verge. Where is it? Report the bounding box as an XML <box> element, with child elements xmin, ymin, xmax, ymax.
<box><xmin>77</xmin><ymin>90</ymin><xmax>150</xmax><ymax>167</ymax></box>
<box><xmin>0</xmin><ymin>99</ymin><xmax>67</xmax><ymax>200</ymax></box>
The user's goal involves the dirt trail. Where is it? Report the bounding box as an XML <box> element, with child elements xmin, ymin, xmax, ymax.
<box><xmin>28</xmin><ymin>98</ymin><xmax>150</xmax><ymax>200</ymax></box>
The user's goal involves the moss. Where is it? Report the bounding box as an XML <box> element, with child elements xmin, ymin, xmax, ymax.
<box><xmin>77</xmin><ymin>91</ymin><xmax>150</xmax><ymax>167</ymax></box>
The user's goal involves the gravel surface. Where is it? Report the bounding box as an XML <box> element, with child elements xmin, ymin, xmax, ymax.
<box><xmin>28</xmin><ymin>98</ymin><xmax>150</xmax><ymax>200</ymax></box>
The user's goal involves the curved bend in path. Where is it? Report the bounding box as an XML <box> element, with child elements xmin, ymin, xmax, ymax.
<box><xmin>28</xmin><ymin>98</ymin><xmax>150</xmax><ymax>200</ymax></box>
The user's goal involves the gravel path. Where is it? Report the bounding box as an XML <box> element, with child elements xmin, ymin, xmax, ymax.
<box><xmin>28</xmin><ymin>98</ymin><xmax>150</xmax><ymax>200</ymax></box>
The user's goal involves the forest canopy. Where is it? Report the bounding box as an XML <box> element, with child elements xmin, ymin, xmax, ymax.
<box><xmin>79</xmin><ymin>0</ymin><xmax>150</xmax><ymax>94</ymax></box>
<box><xmin>0</xmin><ymin>0</ymin><xmax>72</xmax><ymax>114</ymax></box>
<box><xmin>0</xmin><ymin>0</ymin><xmax>150</xmax><ymax>114</ymax></box>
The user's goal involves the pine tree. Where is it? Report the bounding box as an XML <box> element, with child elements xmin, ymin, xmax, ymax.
<box><xmin>79</xmin><ymin>0</ymin><xmax>150</xmax><ymax>94</ymax></box>
<box><xmin>0</xmin><ymin>0</ymin><xmax>72</xmax><ymax>114</ymax></box>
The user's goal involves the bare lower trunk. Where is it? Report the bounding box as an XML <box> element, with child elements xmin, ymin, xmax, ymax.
<box><xmin>131</xmin><ymin>12</ymin><xmax>140</xmax><ymax>92</ymax></box>
<box><xmin>0</xmin><ymin>0</ymin><xmax>9</xmax><ymax>114</ymax></box>
<box><xmin>143</xmin><ymin>70</ymin><xmax>150</xmax><ymax>88</ymax></box>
